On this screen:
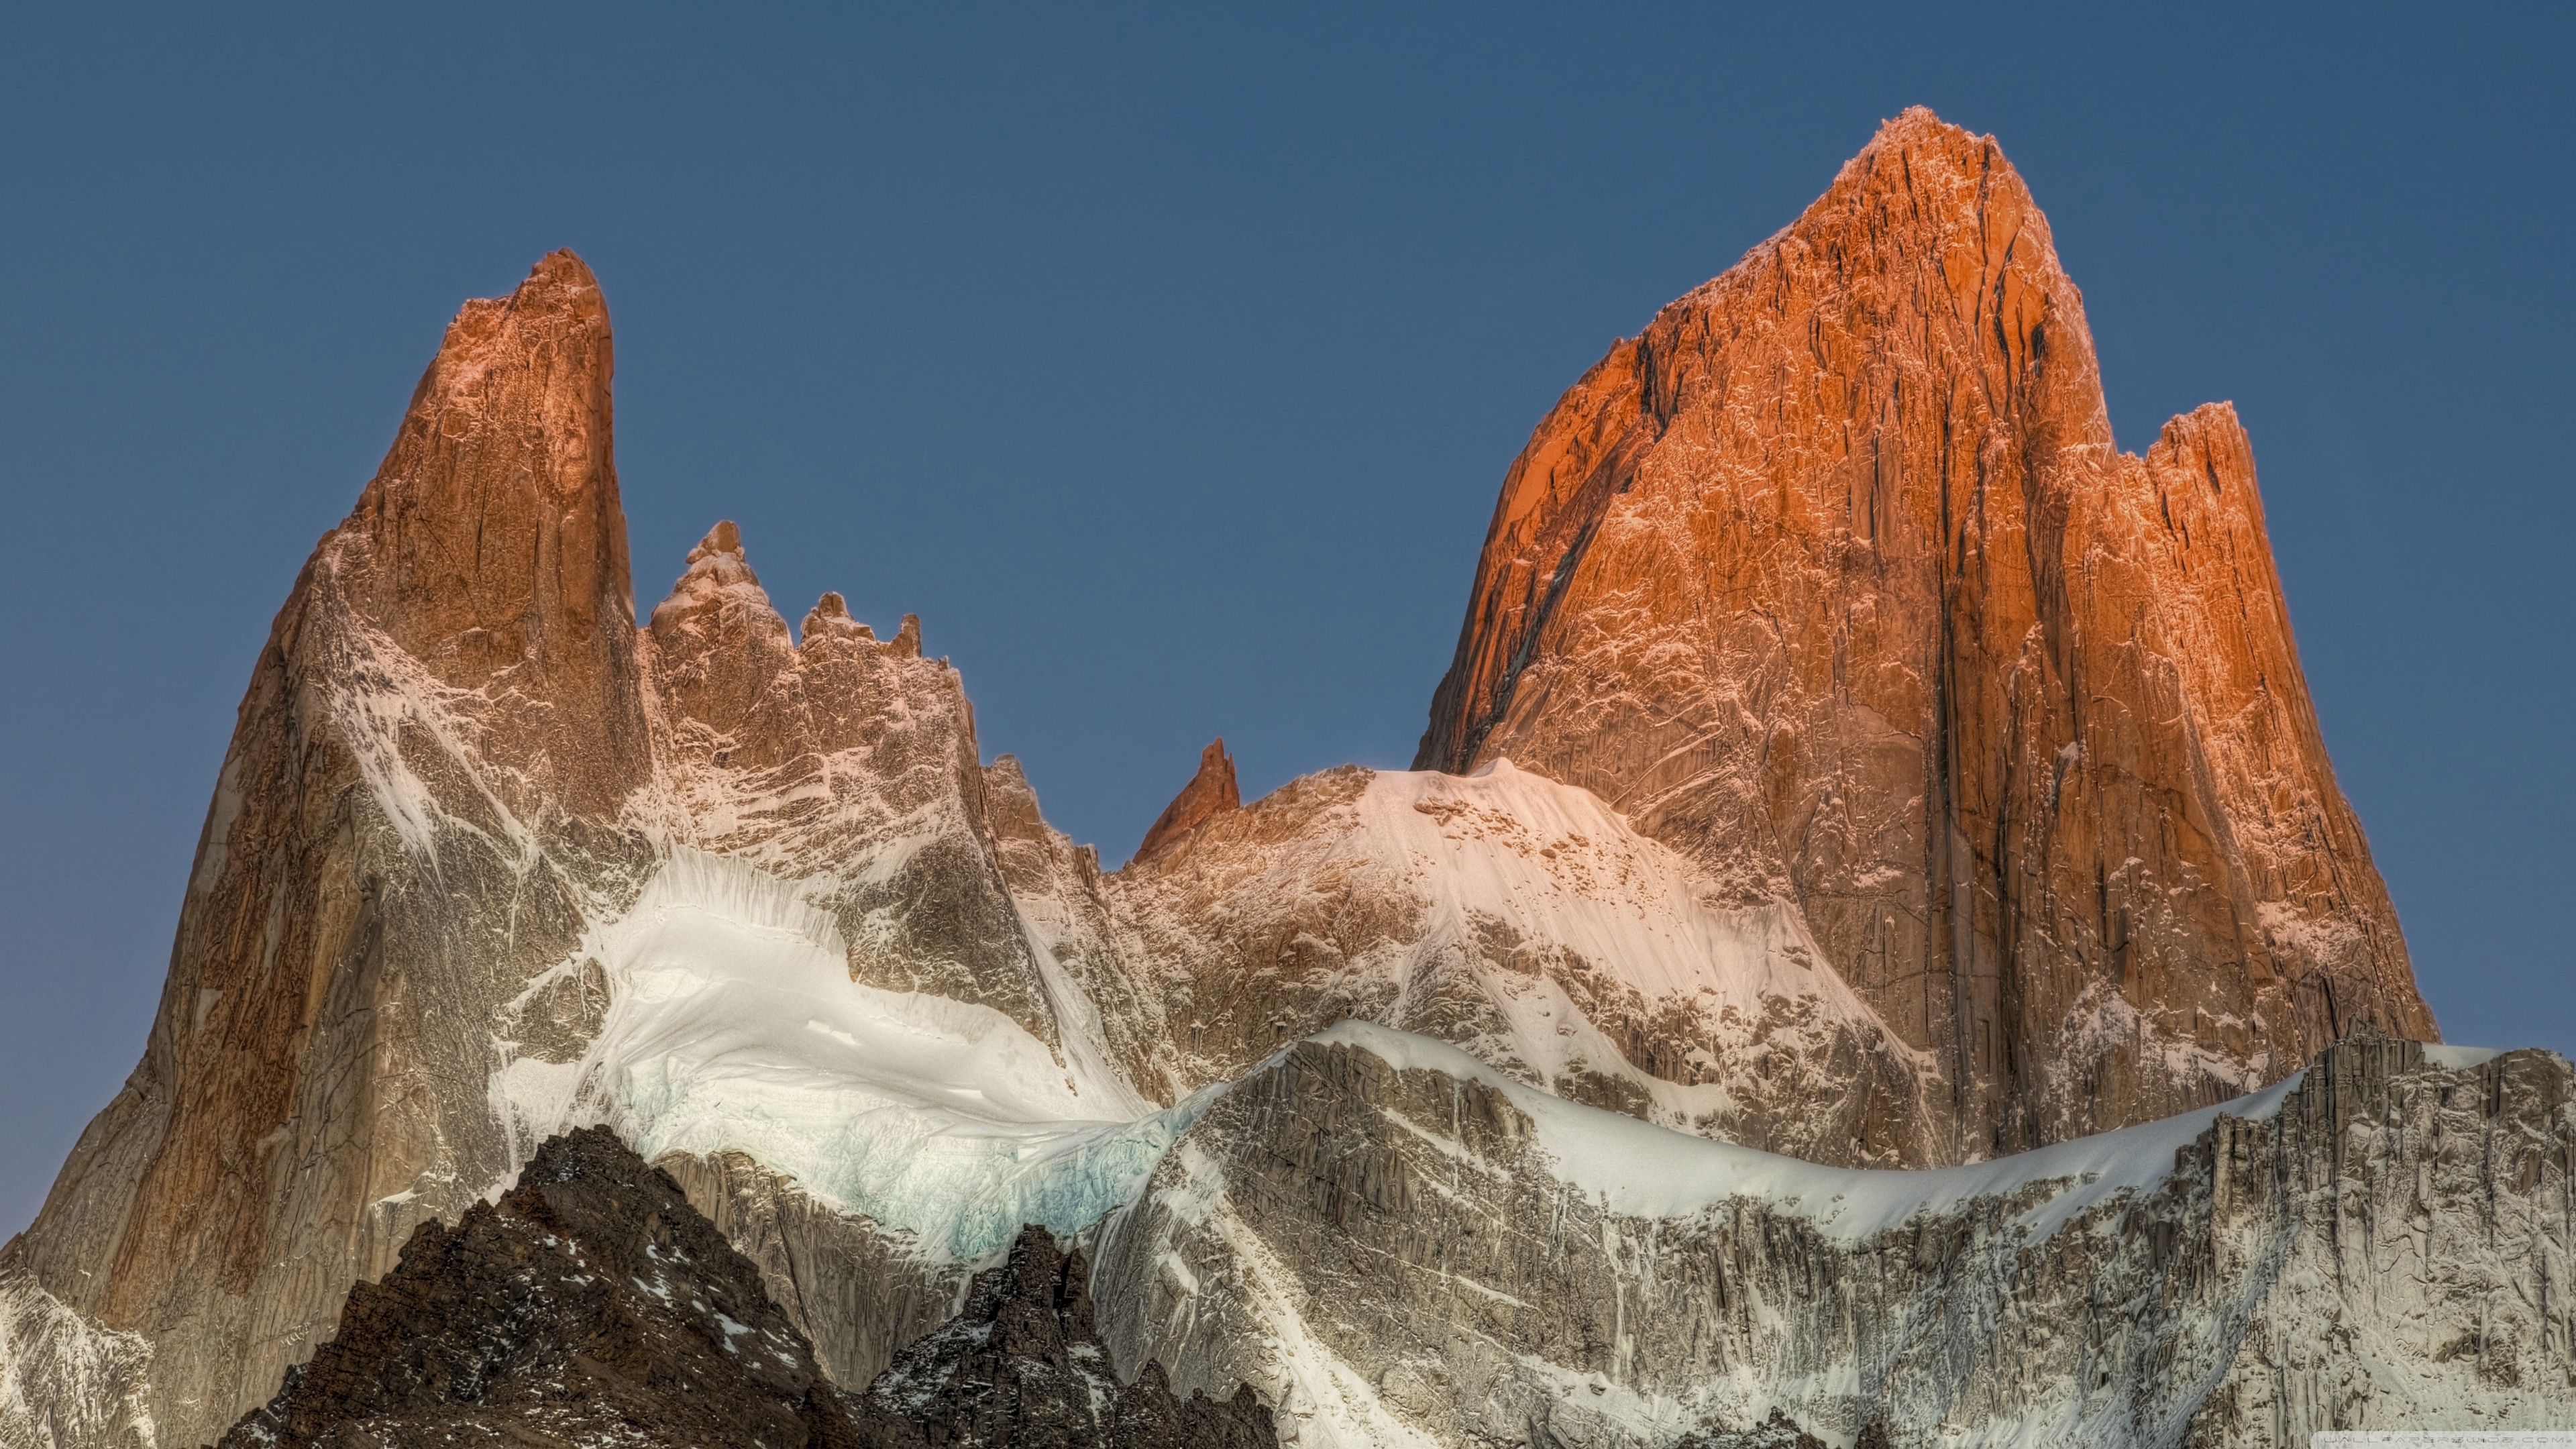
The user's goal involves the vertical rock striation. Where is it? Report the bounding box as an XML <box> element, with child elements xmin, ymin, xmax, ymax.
<box><xmin>1094</xmin><ymin>1032</ymin><xmax>2574</xmax><ymax>1448</ymax></box>
<box><xmin>1416</xmin><ymin>108</ymin><xmax>2431</xmax><ymax>1157</ymax></box>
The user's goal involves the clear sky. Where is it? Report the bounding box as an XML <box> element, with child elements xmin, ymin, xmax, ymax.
<box><xmin>1</xmin><ymin>3</ymin><xmax>2567</xmax><ymax>1232</ymax></box>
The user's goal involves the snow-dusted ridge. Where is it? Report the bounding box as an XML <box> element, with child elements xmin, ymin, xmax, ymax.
<box><xmin>1307</xmin><ymin>1019</ymin><xmax>2307</xmax><ymax>1242</ymax></box>
<box><xmin>1106</xmin><ymin>757</ymin><xmax>1948</xmax><ymax>1165</ymax></box>
<box><xmin>1095</xmin><ymin>1025</ymin><xmax>2576</xmax><ymax>1449</ymax></box>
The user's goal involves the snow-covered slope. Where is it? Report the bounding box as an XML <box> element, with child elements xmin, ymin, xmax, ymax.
<box><xmin>1103</xmin><ymin>761</ymin><xmax>1944</xmax><ymax>1166</ymax></box>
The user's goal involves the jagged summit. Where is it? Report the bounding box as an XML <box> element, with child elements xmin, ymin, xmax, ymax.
<box><xmin>338</xmin><ymin>244</ymin><xmax>648</xmax><ymax>814</ymax></box>
<box><xmin>803</xmin><ymin>589</ymin><xmax>875</xmax><ymax>642</ymax></box>
<box><xmin>347</xmin><ymin>248</ymin><xmax>628</xmax><ymax>660</ymax></box>
<box><xmin>1130</xmin><ymin>737</ymin><xmax>1240</xmax><ymax>863</ymax></box>
<box><xmin>1415</xmin><ymin>104</ymin><xmax>2430</xmax><ymax>1155</ymax></box>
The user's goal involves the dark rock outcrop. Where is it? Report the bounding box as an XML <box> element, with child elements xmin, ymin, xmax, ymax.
<box><xmin>211</xmin><ymin>1126</ymin><xmax>857</xmax><ymax>1448</ymax></box>
<box><xmin>1671</xmin><ymin>1411</ymin><xmax>1828</xmax><ymax>1449</ymax></box>
<box><xmin>847</xmin><ymin>1225</ymin><xmax>1275</xmax><ymax>1449</ymax></box>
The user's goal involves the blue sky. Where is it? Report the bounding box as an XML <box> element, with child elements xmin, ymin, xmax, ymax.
<box><xmin>1</xmin><ymin>3</ymin><xmax>2567</xmax><ymax>1230</ymax></box>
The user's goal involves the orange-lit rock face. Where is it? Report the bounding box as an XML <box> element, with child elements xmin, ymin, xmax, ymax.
<box><xmin>338</xmin><ymin>248</ymin><xmax>650</xmax><ymax>819</ymax></box>
<box><xmin>1417</xmin><ymin>107</ymin><xmax>2432</xmax><ymax>1155</ymax></box>
<box><xmin>1131</xmin><ymin>739</ymin><xmax>1241</xmax><ymax>863</ymax></box>
<box><xmin>10</xmin><ymin>254</ymin><xmax>664</xmax><ymax>1440</ymax></box>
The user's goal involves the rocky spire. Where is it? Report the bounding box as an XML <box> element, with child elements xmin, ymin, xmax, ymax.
<box><xmin>6</xmin><ymin>252</ymin><xmax>663</xmax><ymax>1444</ymax></box>
<box><xmin>1413</xmin><ymin>107</ymin><xmax>2432</xmax><ymax>1155</ymax></box>
<box><xmin>337</xmin><ymin>248</ymin><xmax>648</xmax><ymax>816</ymax></box>
<box><xmin>1131</xmin><ymin>739</ymin><xmax>1240</xmax><ymax>863</ymax></box>
<box><xmin>647</xmin><ymin>518</ymin><xmax>797</xmax><ymax>747</ymax></box>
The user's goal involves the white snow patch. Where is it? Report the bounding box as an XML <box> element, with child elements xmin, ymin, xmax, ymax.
<box><xmin>494</xmin><ymin>847</ymin><xmax>1212</xmax><ymax>1260</ymax></box>
<box><xmin>1313</xmin><ymin>1020</ymin><xmax>2304</xmax><ymax>1243</ymax></box>
<box><xmin>1121</xmin><ymin>759</ymin><xmax>1933</xmax><ymax>1147</ymax></box>
<box><xmin>0</xmin><ymin>1261</ymin><xmax>156</xmax><ymax>1448</ymax></box>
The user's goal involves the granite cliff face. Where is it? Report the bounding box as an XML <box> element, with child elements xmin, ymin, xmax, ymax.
<box><xmin>1417</xmin><ymin>108</ymin><xmax>2432</xmax><ymax>1159</ymax></box>
<box><xmin>0</xmin><ymin>111</ymin><xmax>2517</xmax><ymax>1449</ymax></box>
<box><xmin>1092</xmin><ymin>1032</ymin><xmax>2574</xmax><ymax>1448</ymax></box>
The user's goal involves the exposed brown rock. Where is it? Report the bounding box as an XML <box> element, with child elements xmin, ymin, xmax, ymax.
<box><xmin>639</xmin><ymin>521</ymin><xmax>1070</xmax><ymax>1048</ymax></box>
<box><xmin>336</xmin><ymin>247</ymin><xmax>650</xmax><ymax>819</ymax></box>
<box><xmin>1131</xmin><ymin>739</ymin><xmax>1241</xmax><ymax>863</ymax></box>
<box><xmin>1415</xmin><ymin>107</ymin><xmax>2433</xmax><ymax>1155</ymax></box>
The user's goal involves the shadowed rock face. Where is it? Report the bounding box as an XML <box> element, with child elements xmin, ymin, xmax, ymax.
<box><xmin>1415</xmin><ymin>107</ymin><xmax>2433</xmax><ymax>1157</ymax></box>
<box><xmin>211</xmin><ymin>1126</ymin><xmax>859</xmax><ymax>1449</ymax></box>
<box><xmin>845</xmin><ymin>1225</ymin><xmax>1277</xmax><ymax>1449</ymax></box>
<box><xmin>1132</xmin><ymin>739</ymin><xmax>1242</xmax><ymax>863</ymax></box>
<box><xmin>1092</xmin><ymin>1033</ymin><xmax>2575</xmax><ymax>1448</ymax></box>
<box><xmin>209</xmin><ymin>1133</ymin><xmax>1277</xmax><ymax>1449</ymax></box>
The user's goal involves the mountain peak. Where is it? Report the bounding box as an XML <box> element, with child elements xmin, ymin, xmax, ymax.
<box><xmin>1131</xmin><ymin>738</ymin><xmax>1240</xmax><ymax>863</ymax></box>
<box><xmin>688</xmin><ymin>517</ymin><xmax>746</xmax><ymax>564</ymax></box>
<box><xmin>802</xmin><ymin>589</ymin><xmax>875</xmax><ymax>643</ymax></box>
<box><xmin>329</xmin><ymin>246</ymin><xmax>645</xmax><ymax>814</ymax></box>
<box><xmin>1867</xmin><ymin>103</ymin><xmax>1976</xmax><ymax>149</ymax></box>
<box><xmin>339</xmin><ymin>248</ymin><xmax>623</xmax><ymax>649</ymax></box>
<box><xmin>1415</xmin><ymin>114</ymin><xmax>2428</xmax><ymax>1152</ymax></box>
<box><xmin>1835</xmin><ymin>106</ymin><xmax>2006</xmax><ymax>191</ymax></box>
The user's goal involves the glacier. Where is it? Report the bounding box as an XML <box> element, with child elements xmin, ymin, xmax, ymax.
<box><xmin>490</xmin><ymin>846</ymin><xmax>1214</xmax><ymax>1262</ymax></box>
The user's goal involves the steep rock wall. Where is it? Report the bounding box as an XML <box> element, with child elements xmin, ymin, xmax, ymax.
<box><xmin>1416</xmin><ymin>109</ymin><xmax>2431</xmax><ymax>1159</ymax></box>
<box><xmin>1095</xmin><ymin>1032</ymin><xmax>2573</xmax><ymax>1448</ymax></box>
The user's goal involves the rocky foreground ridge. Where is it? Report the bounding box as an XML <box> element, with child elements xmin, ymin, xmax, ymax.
<box><xmin>0</xmin><ymin>109</ymin><xmax>2533</xmax><ymax>1449</ymax></box>
<box><xmin>205</xmin><ymin>1128</ymin><xmax>1275</xmax><ymax>1449</ymax></box>
<box><xmin>209</xmin><ymin>1126</ymin><xmax>862</xmax><ymax>1448</ymax></box>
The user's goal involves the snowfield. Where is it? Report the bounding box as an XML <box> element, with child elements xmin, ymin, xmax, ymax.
<box><xmin>492</xmin><ymin>847</ymin><xmax>1214</xmax><ymax>1260</ymax></box>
